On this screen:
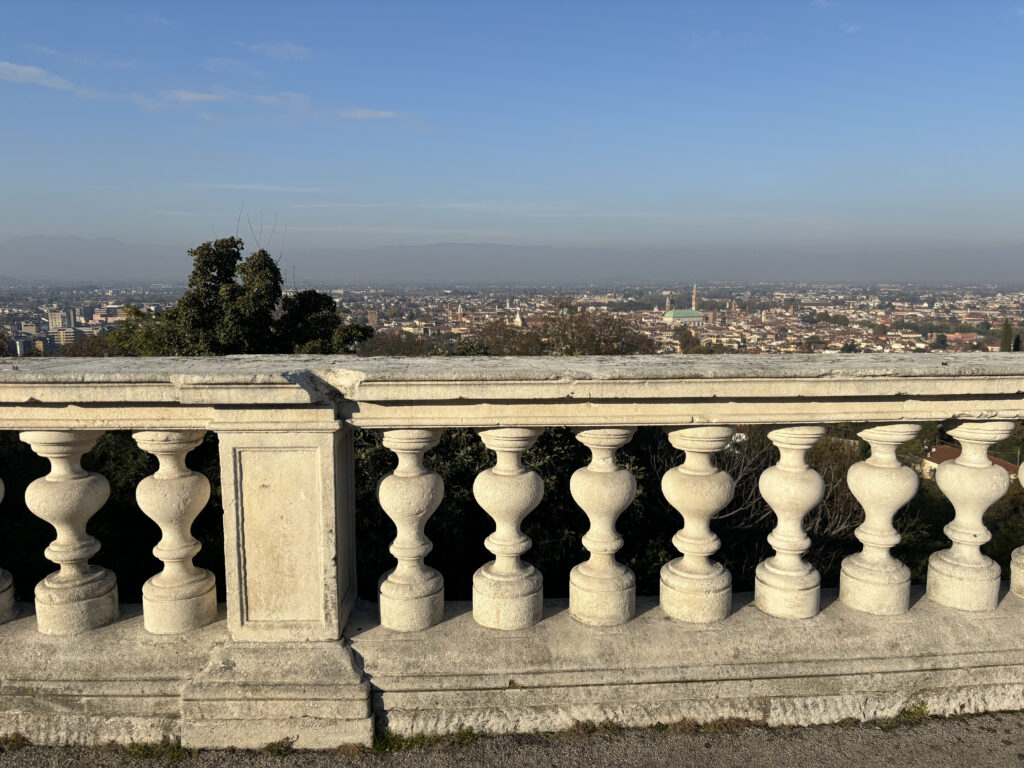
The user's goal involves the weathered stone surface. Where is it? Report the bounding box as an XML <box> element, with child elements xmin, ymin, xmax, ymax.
<box><xmin>181</xmin><ymin>640</ymin><xmax>373</xmax><ymax>749</ymax></box>
<box><xmin>841</xmin><ymin>423</ymin><xmax>920</xmax><ymax>615</ymax></box>
<box><xmin>0</xmin><ymin>604</ymin><xmax>224</xmax><ymax>745</ymax></box>
<box><xmin>351</xmin><ymin>587</ymin><xmax>1024</xmax><ymax>735</ymax></box>
<box><xmin>217</xmin><ymin>425</ymin><xmax>353</xmax><ymax>642</ymax></box>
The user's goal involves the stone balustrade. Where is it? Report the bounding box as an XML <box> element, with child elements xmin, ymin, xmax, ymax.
<box><xmin>2</xmin><ymin>354</ymin><xmax>1024</xmax><ymax>747</ymax></box>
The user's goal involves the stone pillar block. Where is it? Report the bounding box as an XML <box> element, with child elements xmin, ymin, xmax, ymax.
<box><xmin>216</xmin><ymin>422</ymin><xmax>353</xmax><ymax>642</ymax></box>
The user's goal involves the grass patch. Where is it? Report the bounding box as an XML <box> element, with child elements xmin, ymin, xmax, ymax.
<box><xmin>373</xmin><ymin>728</ymin><xmax>481</xmax><ymax>753</ymax></box>
<box><xmin>263</xmin><ymin>736</ymin><xmax>298</xmax><ymax>756</ymax></box>
<box><xmin>875</xmin><ymin>701</ymin><xmax>931</xmax><ymax>731</ymax></box>
<box><xmin>668</xmin><ymin>719</ymin><xmax>700</xmax><ymax>734</ymax></box>
<box><xmin>835</xmin><ymin>718</ymin><xmax>861</xmax><ymax>728</ymax></box>
<box><xmin>123</xmin><ymin>737</ymin><xmax>196</xmax><ymax>761</ymax></box>
<box><xmin>566</xmin><ymin>721</ymin><xmax>624</xmax><ymax>738</ymax></box>
<box><xmin>0</xmin><ymin>733</ymin><xmax>28</xmax><ymax>752</ymax></box>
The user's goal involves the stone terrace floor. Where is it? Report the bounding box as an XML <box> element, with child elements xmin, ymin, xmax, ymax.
<box><xmin>3</xmin><ymin>711</ymin><xmax>1024</xmax><ymax>768</ymax></box>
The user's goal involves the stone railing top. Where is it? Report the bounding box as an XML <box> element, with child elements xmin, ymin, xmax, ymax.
<box><xmin>0</xmin><ymin>353</ymin><xmax>1023</xmax><ymax>427</ymax></box>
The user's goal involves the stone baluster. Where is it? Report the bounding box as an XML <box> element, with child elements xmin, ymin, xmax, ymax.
<box><xmin>660</xmin><ymin>426</ymin><xmax>736</xmax><ymax>623</ymax></box>
<box><xmin>377</xmin><ymin>428</ymin><xmax>445</xmax><ymax>631</ymax></box>
<box><xmin>840</xmin><ymin>424</ymin><xmax>920</xmax><ymax>615</ymax></box>
<box><xmin>1014</xmin><ymin>461</ymin><xmax>1024</xmax><ymax>597</ymax></box>
<box><xmin>927</xmin><ymin>421</ymin><xmax>1013</xmax><ymax>611</ymax></box>
<box><xmin>21</xmin><ymin>430</ymin><xmax>118</xmax><ymax>634</ymax></box>
<box><xmin>568</xmin><ymin>427</ymin><xmax>636</xmax><ymax>626</ymax></box>
<box><xmin>134</xmin><ymin>430</ymin><xmax>217</xmax><ymax>634</ymax></box>
<box><xmin>0</xmin><ymin>475</ymin><xmax>14</xmax><ymax>624</ymax></box>
<box><xmin>472</xmin><ymin>427</ymin><xmax>544</xmax><ymax>630</ymax></box>
<box><xmin>754</xmin><ymin>426</ymin><xmax>825</xmax><ymax>619</ymax></box>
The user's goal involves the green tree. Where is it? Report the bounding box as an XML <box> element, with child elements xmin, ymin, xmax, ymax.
<box><xmin>674</xmin><ymin>327</ymin><xmax>701</xmax><ymax>352</ymax></box>
<box><xmin>1000</xmin><ymin>321</ymin><xmax>1013</xmax><ymax>352</ymax></box>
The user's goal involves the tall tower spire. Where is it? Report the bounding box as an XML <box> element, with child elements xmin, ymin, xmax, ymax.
<box><xmin>692</xmin><ymin>284</ymin><xmax>698</xmax><ymax>311</ymax></box>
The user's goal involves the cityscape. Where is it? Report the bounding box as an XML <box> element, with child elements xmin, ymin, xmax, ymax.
<box><xmin>3</xmin><ymin>278</ymin><xmax>1024</xmax><ymax>357</ymax></box>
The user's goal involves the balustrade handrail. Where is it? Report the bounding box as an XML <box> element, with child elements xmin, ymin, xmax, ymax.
<box><xmin>3</xmin><ymin>351</ymin><xmax>1024</xmax><ymax>748</ymax></box>
<box><xmin>2</xmin><ymin>351</ymin><xmax>1024</xmax><ymax>420</ymax></box>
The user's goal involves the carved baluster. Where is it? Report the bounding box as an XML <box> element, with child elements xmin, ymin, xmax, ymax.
<box><xmin>660</xmin><ymin>426</ymin><xmax>735</xmax><ymax>623</ymax></box>
<box><xmin>754</xmin><ymin>426</ymin><xmax>825</xmax><ymax>619</ymax></box>
<box><xmin>569</xmin><ymin>427</ymin><xmax>636</xmax><ymax>626</ymax></box>
<box><xmin>377</xmin><ymin>429</ymin><xmax>445</xmax><ymax>631</ymax></box>
<box><xmin>472</xmin><ymin>427</ymin><xmax>544</xmax><ymax>630</ymax></box>
<box><xmin>134</xmin><ymin>430</ymin><xmax>217</xmax><ymax>634</ymax></box>
<box><xmin>927</xmin><ymin>421</ymin><xmax>1012</xmax><ymax>611</ymax></box>
<box><xmin>1014</xmin><ymin>458</ymin><xmax>1024</xmax><ymax>598</ymax></box>
<box><xmin>840</xmin><ymin>424</ymin><xmax>920</xmax><ymax>615</ymax></box>
<box><xmin>21</xmin><ymin>430</ymin><xmax>118</xmax><ymax>634</ymax></box>
<box><xmin>0</xmin><ymin>475</ymin><xmax>14</xmax><ymax>624</ymax></box>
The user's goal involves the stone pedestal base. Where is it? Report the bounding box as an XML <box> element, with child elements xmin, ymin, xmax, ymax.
<box><xmin>1011</xmin><ymin>547</ymin><xmax>1024</xmax><ymax>598</ymax></box>
<box><xmin>35</xmin><ymin>568</ymin><xmax>118</xmax><ymax>635</ymax></box>
<box><xmin>754</xmin><ymin>560</ymin><xmax>820</xmax><ymax>619</ymax></box>
<box><xmin>0</xmin><ymin>570</ymin><xmax>14</xmax><ymax>625</ymax></box>
<box><xmin>569</xmin><ymin>564</ymin><xmax>635</xmax><ymax>626</ymax></box>
<box><xmin>927</xmin><ymin>550</ymin><xmax>1000</xmax><ymax>611</ymax></box>
<box><xmin>181</xmin><ymin>641</ymin><xmax>373</xmax><ymax>749</ymax></box>
<box><xmin>839</xmin><ymin>554</ymin><xmax>911</xmax><ymax>616</ymax></box>
<box><xmin>660</xmin><ymin>560</ymin><xmax>731</xmax><ymax>623</ymax></box>
<box><xmin>473</xmin><ymin>564</ymin><xmax>543</xmax><ymax>630</ymax></box>
<box><xmin>379</xmin><ymin>569</ymin><xmax>444</xmax><ymax>632</ymax></box>
<box><xmin>142</xmin><ymin>573</ymin><xmax>217</xmax><ymax>635</ymax></box>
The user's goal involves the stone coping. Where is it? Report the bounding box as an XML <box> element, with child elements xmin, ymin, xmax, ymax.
<box><xmin>2</xmin><ymin>352</ymin><xmax>1024</xmax><ymax>384</ymax></box>
<box><xmin>1</xmin><ymin>354</ymin><xmax>1024</xmax><ymax>426</ymax></box>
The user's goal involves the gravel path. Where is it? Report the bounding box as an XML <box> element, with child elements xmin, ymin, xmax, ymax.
<box><xmin>3</xmin><ymin>713</ymin><xmax>1024</xmax><ymax>768</ymax></box>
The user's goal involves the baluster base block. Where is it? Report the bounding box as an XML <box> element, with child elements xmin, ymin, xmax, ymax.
<box><xmin>379</xmin><ymin>569</ymin><xmax>444</xmax><ymax>632</ymax></box>
<box><xmin>1012</xmin><ymin>547</ymin><xmax>1024</xmax><ymax>598</ymax></box>
<box><xmin>659</xmin><ymin>560</ymin><xmax>731</xmax><ymax>623</ymax></box>
<box><xmin>142</xmin><ymin>573</ymin><xmax>217</xmax><ymax>634</ymax></box>
<box><xmin>926</xmin><ymin>550</ymin><xmax>1000</xmax><ymax>611</ymax></box>
<box><xmin>839</xmin><ymin>554</ymin><xmax>911</xmax><ymax>615</ymax></box>
<box><xmin>754</xmin><ymin>560</ymin><xmax>820</xmax><ymax>619</ymax></box>
<box><xmin>473</xmin><ymin>564</ymin><xmax>542</xmax><ymax>630</ymax></box>
<box><xmin>569</xmin><ymin>565</ymin><xmax>635</xmax><ymax>626</ymax></box>
<box><xmin>0</xmin><ymin>569</ymin><xmax>14</xmax><ymax>624</ymax></box>
<box><xmin>35</xmin><ymin>569</ymin><xmax>118</xmax><ymax>635</ymax></box>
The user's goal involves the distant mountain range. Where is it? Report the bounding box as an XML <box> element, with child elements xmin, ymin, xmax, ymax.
<box><xmin>1</xmin><ymin>234</ymin><xmax>1022</xmax><ymax>285</ymax></box>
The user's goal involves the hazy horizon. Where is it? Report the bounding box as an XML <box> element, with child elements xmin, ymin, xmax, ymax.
<box><xmin>2</xmin><ymin>2</ymin><xmax>1024</xmax><ymax>282</ymax></box>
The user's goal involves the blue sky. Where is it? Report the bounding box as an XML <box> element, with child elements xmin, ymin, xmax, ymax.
<box><xmin>2</xmin><ymin>1</ymin><xmax>1024</xmax><ymax>273</ymax></box>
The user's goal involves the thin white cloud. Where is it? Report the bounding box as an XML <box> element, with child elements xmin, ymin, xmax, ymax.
<box><xmin>165</xmin><ymin>90</ymin><xmax>224</xmax><ymax>103</ymax></box>
<box><xmin>23</xmin><ymin>43</ymin><xmax>134</xmax><ymax>68</ymax></box>
<box><xmin>840</xmin><ymin>22</ymin><xmax>862</xmax><ymax>34</ymax></box>
<box><xmin>186</xmin><ymin>182</ymin><xmax>326</xmax><ymax>193</ymax></box>
<box><xmin>1016</xmin><ymin>7</ymin><xmax>1024</xmax><ymax>15</ymax></box>
<box><xmin>811</xmin><ymin>0</ymin><xmax>836</xmax><ymax>7</ymax></box>
<box><xmin>254</xmin><ymin>91</ymin><xmax>309</xmax><ymax>110</ymax></box>
<box><xmin>242</xmin><ymin>42</ymin><xmax>311</xmax><ymax>61</ymax></box>
<box><xmin>204</xmin><ymin>57</ymin><xmax>262</xmax><ymax>76</ymax></box>
<box><xmin>339</xmin><ymin>108</ymin><xmax>405</xmax><ymax>119</ymax></box>
<box><xmin>0</xmin><ymin>60</ymin><xmax>76</xmax><ymax>91</ymax></box>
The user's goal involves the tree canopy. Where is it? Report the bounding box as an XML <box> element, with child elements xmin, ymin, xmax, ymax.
<box><xmin>62</xmin><ymin>237</ymin><xmax>372</xmax><ymax>357</ymax></box>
